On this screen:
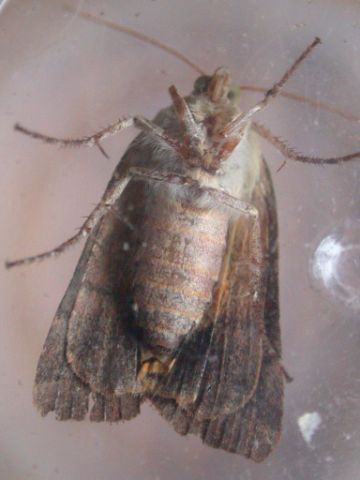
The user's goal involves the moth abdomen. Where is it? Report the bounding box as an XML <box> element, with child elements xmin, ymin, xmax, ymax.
<box><xmin>130</xmin><ymin>187</ymin><xmax>229</xmax><ymax>354</ymax></box>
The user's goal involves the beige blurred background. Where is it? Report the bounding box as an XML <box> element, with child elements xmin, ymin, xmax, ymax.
<box><xmin>1</xmin><ymin>0</ymin><xmax>360</xmax><ymax>479</ymax></box>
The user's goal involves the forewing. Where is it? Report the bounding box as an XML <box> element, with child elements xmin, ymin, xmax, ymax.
<box><xmin>65</xmin><ymin>206</ymin><xmax>139</xmax><ymax>396</ymax></box>
<box><xmin>151</xmin><ymin>157</ymin><xmax>284</xmax><ymax>458</ymax></box>
<box><xmin>151</xmin><ymin>341</ymin><xmax>283</xmax><ymax>461</ymax></box>
<box><xmin>260</xmin><ymin>160</ymin><xmax>281</xmax><ymax>356</ymax></box>
<box><xmin>199</xmin><ymin>341</ymin><xmax>283</xmax><ymax>462</ymax></box>
<box><xmin>34</xmin><ymin>179</ymin><xmax>143</xmax><ymax>421</ymax></box>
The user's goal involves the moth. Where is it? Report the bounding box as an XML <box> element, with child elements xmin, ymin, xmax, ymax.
<box><xmin>7</xmin><ymin>16</ymin><xmax>360</xmax><ymax>462</ymax></box>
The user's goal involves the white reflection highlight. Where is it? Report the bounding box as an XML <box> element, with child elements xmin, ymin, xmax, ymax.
<box><xmin>313</xmin><ymin>235</ymin><xmax>344</xmax><ymax>287</ymax></box>
<box><xmin>311</xmin><ymin>221</ymin><xmax>360</xmax><ymax>311</ymax></box>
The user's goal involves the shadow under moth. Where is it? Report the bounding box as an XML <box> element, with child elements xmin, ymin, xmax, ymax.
<box><xmin>7</xmin><ymin>13</ymin><xmax>360</xmax><ymax>462</ymax></box>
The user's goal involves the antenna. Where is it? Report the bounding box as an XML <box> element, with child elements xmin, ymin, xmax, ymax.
<box><xmin>64</xmin><ymin>6</ymin><xmax>359</xmax><ymax>124</ymax></box>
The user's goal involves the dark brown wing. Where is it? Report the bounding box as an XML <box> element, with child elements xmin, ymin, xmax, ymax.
<box><xmin>151</xmin><ymin>343</ymin><xmax>283</xmax><ymax>461</ymax></box>
<box><xmin>151</xmin><ymin>158</ymin><xmax>284</xmax><ymax>460</ymax></box>
<box><xmin>33</xmin><ymin>179</ymin><xmax>143</xmax><ymax>421</ymax></box>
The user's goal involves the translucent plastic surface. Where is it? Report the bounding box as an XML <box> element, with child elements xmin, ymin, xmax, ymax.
<box><xmin>1</xmin><ymin>1</ymin><xmax>360</xmax><ymax>479</ymax></box>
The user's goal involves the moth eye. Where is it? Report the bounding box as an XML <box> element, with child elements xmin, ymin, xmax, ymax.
<box><xmin>227</xmin><ymin>85</ymin><xmax>241</xmax><ymax>102</ymax></box>
<box><xmin>193</xmin><ymin>74</ymin><xmax>211</xmax><ymax>94</ymax></box>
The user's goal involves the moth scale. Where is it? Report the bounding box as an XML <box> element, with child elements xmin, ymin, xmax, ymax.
<box><xmin>7</xmin><ymin>24</ymin><xmax>360</xmax><ymax>462</ymax></box>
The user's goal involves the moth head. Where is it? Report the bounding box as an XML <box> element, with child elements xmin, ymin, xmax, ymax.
<box><xmin>193</xmin><ymin>67</ymin><xmax>241</xmax><ymax>104</ymax></box>
<box><xmin>169</xmin><ymin>68</ymin><xmax>247</xmax><ymax>174</ymax></box>
<box><xmin>187</xmin><ymin>69</ymin><xmax>245</xmax><ymax>172</ymax></box>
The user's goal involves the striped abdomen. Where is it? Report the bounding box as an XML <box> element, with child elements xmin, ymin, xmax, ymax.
<box><xmin>131</xmin><ymin>190</ymin><xmax>229</xmax><ymax>355</ymax></box>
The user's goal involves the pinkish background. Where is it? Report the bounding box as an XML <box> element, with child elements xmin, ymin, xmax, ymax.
<box><xmin>1</xmin><ymin>1</ymin><xmax>360</xmax><ymax>479</ymax></box>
